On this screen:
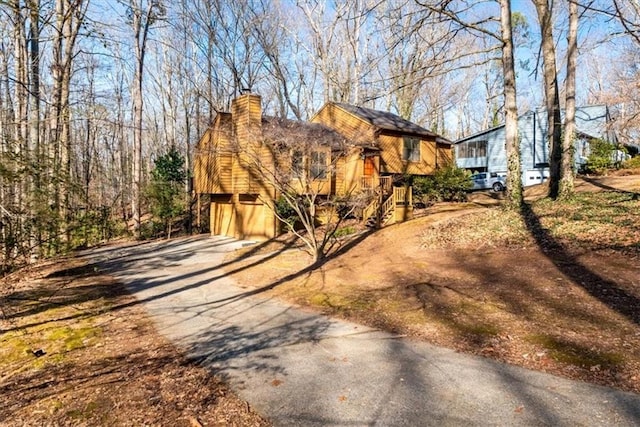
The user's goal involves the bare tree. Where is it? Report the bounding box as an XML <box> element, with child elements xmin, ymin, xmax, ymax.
<box><xmin>50</xmin><ymin>0</ymin><xmax>89</xmax><ymax>240</ymax></box>
<box><xmin>249</xmin><ymin>1</ymin><xmax>305</xmax><ymax>119</ymax></box>
<box><xmin>232</xmin><ymin>117</ymin><xmax>362</xmax><ymax>263</ymax></box>
<box><xmin>559</xmin><ymin>0</ymin><xmax>578</xmax><ymax>199</ymax></box>
<box><xmin>416</xmin><ymin>0</ymin><xmax>523</xmax><ymax>208</ymax></box>
<box><xmin>500</xmin><ymin>0</ymin><xmax>523</xmax><ymax>207</ymax></box>
<box><xmin>373</xmin><ymin>1</ymin><xmax>464</xmax><ymax>122</ymax></box>
<box><xmin>295</xmin><ymin>0</ymin><xmax>379</xmax><ymax>105</ymax></box>
<box><xmin>128</xmin><ymin>0</ymin><xmax>164</xmax><ymax>238</ymax></box>
<box><xmin>532</xmin><ymin>0</ymin><xmax>563</xmax><ymax>199</ymax></box>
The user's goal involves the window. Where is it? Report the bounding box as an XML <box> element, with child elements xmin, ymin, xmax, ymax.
<box><xmin>457</xmin><ymin>140</ymin><xmax>487</xmax><ymax>159</ymax></box>
<box><xmin>239</xmin><ymin>194</ymin><xmax>259</xmax><ymax>203</ymax></box>
<box><xmin>310</xmin><ymin>151</ymin><xmax>327</xmax><ymax>179</ymax></box>
<box><xmin>291</xmin><ymin>149</ymin><xmax>328</xmax><ymax>180</ymax></box>
<box><xmin>291</xmin><ymin>150</ymin><xmax>304</xmax><ymax>178</ymax></box>
<box><xmin>403</xmin><ymin>137</ymin><xmax>421</xmax><ymax>162</ymax></box>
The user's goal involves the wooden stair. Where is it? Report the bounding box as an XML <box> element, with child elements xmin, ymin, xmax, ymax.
<box><xmin>362</xmin><ymin>186</ymin><xmax>412</xmax><ymax>228</ymax></box>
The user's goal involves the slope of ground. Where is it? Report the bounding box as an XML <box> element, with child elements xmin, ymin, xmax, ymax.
<box><xmin>0</xmin><ymin>258</ymin><xmax>269</xmax><ymax>426</ymax></box>
<box><xmin>1</xmin><ymin>175</ymin><xmax>638</xmax><ymax>424</ymax></box>
<box><xmin>225</xmin><ymin>175</ymin><xmax>640</xmax><ymax>394</ymax></box>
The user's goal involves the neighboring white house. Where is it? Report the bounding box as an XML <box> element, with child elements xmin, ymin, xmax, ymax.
<box><xmin>454</xmin><ymin>105</ymin><xmax>618</xmax><ymax>187</ymax></box>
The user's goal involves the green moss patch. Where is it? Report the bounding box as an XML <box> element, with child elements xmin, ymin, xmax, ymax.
<box><xmin>526</xmin><ymin>334</ymin><xmax>624</xmax><ymax>368</ymax></box>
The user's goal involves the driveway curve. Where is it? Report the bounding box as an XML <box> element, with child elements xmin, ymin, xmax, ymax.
<box><xmin>84</xmin><ymin>235</ymin><xmax>640</xmax><ymax>426</ymax></box>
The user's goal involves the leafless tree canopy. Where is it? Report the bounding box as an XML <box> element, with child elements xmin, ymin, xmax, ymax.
<box><xmin>0</xmin><ymin>0</ymin><xmax>637</xmax><ymax>270</ymax></box>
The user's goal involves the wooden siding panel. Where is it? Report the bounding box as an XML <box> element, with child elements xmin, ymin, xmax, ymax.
<box><xmin>230</xmin><ymin>94</ymin><xmax>269</xmax><ymax>196</ymax></box>
<box><xmin>334</xmin><ymin>157</ymin><xmax>346</xmax><ymax>194</ymax></box>
<box><xmin>218</xmin><ymin>155</ymin><xmax>233</xmax><ymax>193</ymax></box>
<box><xmin>213</xmin><ymin>113</ymin><xmax>233</xmax><ymax>153</ymax></box>
<box><xmin>342</xmin><ymin>151</ymin><xmax>363</xmax><ymax>193</ymax></box>
<box><xmin>436</xmin><ymin>143</ymin><xmax>453</xmax><ymax>167</ymax></box>
<box><xmin>194</xmin><ymin>129</ymin><xmax>214</xmax><ymax>194</ymax></box>
<box><xmin>332</xmin><ymin>151</ymin><xmax>364</xmax><ymax>195</ymax></box>
<box><xmin>194</xmin><ymin>113</ymin><xmax>235</xmax><ymax>195</ymax></box>
<box><xmin>378</xmin><ymin>134</ymin><xmax>437</xmax><ymax>175</ymax></box>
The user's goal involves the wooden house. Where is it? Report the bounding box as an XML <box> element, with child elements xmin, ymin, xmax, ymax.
<box><xmin>310</xmin><ymin>102</ymin><xmax>453</xmax><ymax>181</ymax></box>
<box><xmin>455</xmin><ymin>105</ymin><xmax>618</xmax><ymax>186</ymax></box>
<box><xmin>194</xmin><ymin>93</ymin><xmax>453</xmax><ymax>240</ymax></box>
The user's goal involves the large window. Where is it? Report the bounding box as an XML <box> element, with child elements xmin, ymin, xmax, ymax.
<box><xmin>310</xmin><ymin>151</ymin><xmax>327</xmax><ymax>179</ymax></box>
<box><xmin>291</xmin><ymin>149</ymin><xmax>328</xmax><ymax>180</ymax></box>
<box><xmin>457</xmin><ymin>140</ymin><xmax>487</xmax><ymax>159</ymax></box>
<box><xmin>403</xmin><ymin>137</ymin><xmax>421</xmax><ymax>162</ymax></box>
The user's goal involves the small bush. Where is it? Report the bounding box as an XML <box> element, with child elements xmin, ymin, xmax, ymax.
<box><xmin>333</xmin><ymin>226</ymin><xmax>356</xmax><ymax>238</ymax></box>
<box><xmin>275</xmin><ymin>195</ymin><xmax>300</xmax><ymax>229</ymax></box>
<box><xmin>145</xmin><ymin>147</ymin><xmax>187</xmax><ymax>238</ymax></box>
<box><xmin>582</xmin><ymin>139</ymin><xmax>626</xmax><ymax>175</ymax></box>
<box><xmin>622</xmin><ymin>156</ymin><xmax>640</xmax><ymax>170</ymax></box>
<box><xmin>413</xmin><ymin>165</ymin><xmax>472</xmax><ymax>204</ymax></box>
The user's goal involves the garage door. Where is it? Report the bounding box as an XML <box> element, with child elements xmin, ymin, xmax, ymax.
<box><xmin>210</xmin><ymin>201</ymin><xmax>235</xmax><ymax>237</ymax></box>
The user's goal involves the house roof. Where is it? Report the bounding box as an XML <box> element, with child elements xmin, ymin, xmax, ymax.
<box><xmin>454</xmin><ymin>105</ymin><xmax>615</xmax><ymax>144</ymax></box>
<box><xmin>261</xmin><ymin>116</ymin><xmax>350</xmax><ymax>151</ymax></box>
<box><xmin>332</xmin><ymin>102</ymin><xmax>451</xmax><ymax>143</ymax></box>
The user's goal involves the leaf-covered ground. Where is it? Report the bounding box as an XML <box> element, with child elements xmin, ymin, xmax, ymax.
<box><xmin>1</xmin><ymin>175</ymin><xmax>638</xmax><ymax>425</ymax></box>
<box><xmin>0</xmin><ymin>259</ymin><xmax>269</xmax><ymax>426</ymax></box>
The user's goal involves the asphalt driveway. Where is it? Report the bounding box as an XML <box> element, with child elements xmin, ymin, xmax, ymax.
<box><xmin>84</xmin><ymin>235</ymin><xmax>640</xmax><ymax>426</ymax></box>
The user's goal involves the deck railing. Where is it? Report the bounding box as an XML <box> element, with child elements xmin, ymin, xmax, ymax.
<box><xmin>380</xmin><ymin>194</ymin><xmax>395</xmax><ymax>224</ymax></box>
<box><xmin>362</xmin><ymin>195</ymin><xmax>380</xmax><ymax>224</ymax></box>
<box><xmin>360</xmin><ymin>176</ymin><xmax>392</xmax><ymax>193</ymax></box>
<box><xmin>393</xmin><ymin>186</ymin><xmax>413</xmax><ymax>206</ymax></box>
<box><xmin>361</xmin><ymin>185</ymin><xmax>413</xmax><ymax>227</ymax></box>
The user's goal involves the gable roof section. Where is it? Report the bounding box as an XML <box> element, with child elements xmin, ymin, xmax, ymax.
<box><xmin>455</xmin><ymin>105</ymin><xmax>614</xmax><ymax>144</ymax></box>
<box><xmin>196</xmin><ymin>112</ymin><xmax>232</xmax><ymax>151</ymax></box>
<box><xmin>332</xmin><ymin>102</ymin><xmax>449</xmax><ymax>143</ymax></box>
<box><xmin>574</xmin><ymin>105</ymin><xmax>615</xmax><ymax>142</ymax></box>
<box><xmin>454</xmin><ymin>121</ymin><xmax>505</xmax><ymax>144</ymax></box>
<box><xmin>261</xmin><ymin>116</ymin><xmax>350</xmax><ymax>151</ymax></box>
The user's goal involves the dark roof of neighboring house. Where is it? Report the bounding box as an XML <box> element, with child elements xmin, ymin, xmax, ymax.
<box><xmin>262</xmin><ymin>116</ymin><xmax>350</xmax><ymax>151</ymax></box>
<box><xmin>333</xmin><ymin>102</ymin><xmax>450</xmax><ymax>143</ymax></box>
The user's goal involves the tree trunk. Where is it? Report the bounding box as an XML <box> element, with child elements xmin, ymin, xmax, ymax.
<box><xmin>132</xmin><ymin>62</ymin><xmax>143</xmax><ymax>238</ymax></box>
<box><xmin>11</xmin><ymin>0</ymin><xmax>27</xmax><ymax>221</ymax></box>
<box><xmin>533</xmin><ymin>0</ymin><xmax>562</xmax><ymax>199</ymax></box>
<box><xmin>130</xmin><ymin>0</ymin><xmax>156</xmax><ymax>239</ymax></box>
<box><xmin>500</xmin><ymin>0</ymin><xmax>523</xmax><ymax>209</ymax></box>
<box><xmin>559</xmin><ymin>0</ymin><xmax>578</xmax><ymax>199</ymax></box>
<box><xmin>28</xmin><ymin>0</ymin><xmax>41</xmax><ymax>252</ymax></box>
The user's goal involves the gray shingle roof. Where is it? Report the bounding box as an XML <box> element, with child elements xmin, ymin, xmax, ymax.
<box><xmin>334</xmin><ymin>103</ymin><xmax>441</xmax><ymax>140</ymax></box>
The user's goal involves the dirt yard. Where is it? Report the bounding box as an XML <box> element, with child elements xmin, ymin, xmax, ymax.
<box><xmin>225</xmin><ymin>175</ymin><xmax>640</xmax><ymax>394</ymax></box>
<box><xmin>0</xmin><ymin>258</ymin><xmax>269</xmax><ymax>426</ymax></box>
